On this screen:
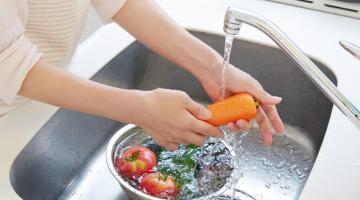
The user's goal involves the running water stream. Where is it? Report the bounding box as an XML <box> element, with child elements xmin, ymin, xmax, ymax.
<box><xmin>214</xmin><ymin>33</ymin><xmax>239</xmax><ymax>199</ymax></box>
<box><xmin>220</xmin><ymin>33</ymin><xmax>234</xmax><ymax>101</ymax></box>
<box><xmin>196</xmin><ymin>33</ymin><xmax>240</xmax><ymax>199</ymax></box>
<box><xmin>197</xmin><ymin>33</ymin><xmax>234</xmax><ymax>168</ymax></box>
<box><xmin>212</xmin><ymin>33</ymin><xmax>235</xmax><ymax>156</ymax></box>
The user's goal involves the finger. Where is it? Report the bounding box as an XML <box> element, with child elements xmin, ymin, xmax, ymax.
<box><xmin>222</xmin><ymin>89</ymin><xmax>233</xmax><ymax>99</ymax></box>
<box><xmin>261</xmin><ymin>104</ymin><xmax>285</xmax><ymax>134</ymax></box>
<box><xmin>185</xmin><ymin>99</ymin><xmax>212</xmax><ymax>120</ymax></box>
<box><xmin>189</xmin><ymin>116</ymin><xmax>223</xmax><ymax>137</ymax></box>
<box><xmin>244</xmin><ymin>77</ymin><xmax>282</xmax><ymax>105</ymax></box>
<box><xmin>184</xmin><ymin>131</ymin><xmax>206</xmax><ymax>146</ymax></box>
<box><xmin>256</xmin><ymin>107</ymin><xmax>272</xmax><ymax>145</ymax></box>
<box><xmin>173</xmin><ymin>135</ymin><xmax>190</xmax><ymax>145</ymax></box>
<box><xmin>235</xmin><ymin>119</ymin><xmax>252</xmax><ymax>131</ymax></box>
<box><xmin>164</xmin><ymin>142</ymin><xmax>179</xmax><ymax>151</ymax></box>
<box><xmin>227</xmin><ymin>122</ymin><xmax>237</xmax><ymax>131</ymax></box>
<box><xmin>151</xmin><ymin>135</ymin><xmax>167</xmax><ymax>147</ymax></box>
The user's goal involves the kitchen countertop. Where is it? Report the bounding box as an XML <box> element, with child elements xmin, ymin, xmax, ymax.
<box><xmin>1</xmin><ymin>0</ymin><xmax>359</xmax><ymax>199</ymax></box>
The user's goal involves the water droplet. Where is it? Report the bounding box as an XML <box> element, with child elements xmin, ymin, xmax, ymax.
<box><xmin>298</xmin><ymin>174</ymin><xmax>306</xmax><ymax>179</ymax></box>
<box><xmin>282</xmin><ymin>134</ymin><xmax>288</xmax><ymax>145</ymax></box>
<box><xmin>275</xmin><ymin>160</ymin><xmax>286</xmax><ymax>169</ymax></box>
<box><xmin>303</xmin><ymin>167</ymin><xmax>310</xmax><ymax>173</ymax></box>
<box><xmin>276</xmin><ymin>173</ymin><xmax>282</xmax><ymax>179</ymax></box>
<box><xmin>251</xmin><ymin>166</ymin><xmax>258</xmax><ymax>171</ymax></box>
<box><xmin>295</xmin><ymin>169</ymin><xmax>303</xmax><ymax>176</ymax></box>
<box><xmin>261</xmin><ymin>157</ymin><xmax>270</xmax><ymax>166</ymax></box>
<box><xmin>265</xmin><ymin>183</ymin><xmax>271</xmax><ymax>188</ymax></box>
<box><xmin>268</xmin><ymin>162</ymin><xmax>273</xmax><ymax>167</ymax></box>
<box><xmin>289</xmin><ymin>164</ymin><xmax>298</xmax><ymax>172</ymax></box>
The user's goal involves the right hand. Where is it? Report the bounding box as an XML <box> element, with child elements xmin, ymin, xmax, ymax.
<box><xmin>198</xmin><ymin>64</ymin><xmax>284</xmax><ymax>145</ymax></box>
<box><xmin>136</xmin><ymin>88</ymin><xmax>222</xmax><ymax>151</ymax></box>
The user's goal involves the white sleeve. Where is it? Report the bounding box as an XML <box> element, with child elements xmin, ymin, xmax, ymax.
<box><xmin>0</xmin><ymin>1</ymin><xmax>41</xmax><ymax>104</ymax></box>
<box><xmin>91</xmin><ymin>0</ymin><xmax>128</xmax><ymax>23</ymax></box>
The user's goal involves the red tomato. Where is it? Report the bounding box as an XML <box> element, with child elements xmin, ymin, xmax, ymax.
<box><xmin>139</xmin><ymin>172</ymin><xmax>179</xmax><ymax>199</ymax></box>
<box><xmin>115</xmin><ymin>146</ymin><xmax>156</xmax><ymax>178</ymax></box>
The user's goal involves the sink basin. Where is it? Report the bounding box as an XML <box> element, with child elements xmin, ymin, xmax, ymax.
<box><xmin>10</xmin><ymin>30</ymin><xmax>336</xmax><ymax>200</ymax></box>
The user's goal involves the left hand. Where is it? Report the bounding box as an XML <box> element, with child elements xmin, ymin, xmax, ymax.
<box><xmin>199</xmin><ymin>64</ymin><xmax>285</xmax><ymax>145</ymax></box>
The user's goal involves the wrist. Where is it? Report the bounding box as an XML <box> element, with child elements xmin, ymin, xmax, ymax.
<box><xmin>191</xmin><ymin>48</ymin><xmax>223</xmax><ymax>84</ymax></box>
<box><xmin>105</xmin><ymin>89</ymin><xmax>149</xmax><ymax>124</ymax></box>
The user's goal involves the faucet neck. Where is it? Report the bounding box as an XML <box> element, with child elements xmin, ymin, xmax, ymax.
<box><xmin>224</xmin><ymin>7</ymin><xmax>360</xmax><ymax>130</ymax></box>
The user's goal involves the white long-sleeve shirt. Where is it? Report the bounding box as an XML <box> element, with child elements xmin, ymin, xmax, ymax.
<box><xmin>0</xmin><ymin>0</ymin><xmax>127</xmax><ymax>115</ymax></box>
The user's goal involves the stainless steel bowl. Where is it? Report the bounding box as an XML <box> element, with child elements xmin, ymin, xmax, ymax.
<box><xmin>106</xmin><ymin>124</ymin><xmax>233</xmax><ymax>200</ymax></box>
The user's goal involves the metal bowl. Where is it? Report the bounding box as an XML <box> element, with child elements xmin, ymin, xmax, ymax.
<box><xmin>106</xmin><ymin>124</ymin><xmax>233</xmax><ymax>200</ymax></box>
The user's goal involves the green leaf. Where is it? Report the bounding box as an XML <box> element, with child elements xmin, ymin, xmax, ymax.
<box><xmin>186</xmin><ymin>144</ymin><xmax>198</xmax><ymax>149</ymax></box>
<box><xmin>183</xmin><ymin>157</ymin><xmax>195</xmax><ymax>168</ymax></box>
<box><xmin>154</xmin><ymin>147</ymin><xmax>165</xmax><ymax>159</ymax></box>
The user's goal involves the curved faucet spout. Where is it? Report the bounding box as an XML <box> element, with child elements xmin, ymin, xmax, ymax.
<box><xmin>223</xmin><ymin>7</ymin><xmax>360</xmax><ymax>130</ymax></box>
<box><xmin>340</xmin><ymin>40</ymin><xmax>360</xmax><ymax>62</ymax></box>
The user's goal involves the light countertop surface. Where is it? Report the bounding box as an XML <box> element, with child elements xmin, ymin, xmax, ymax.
<box><xmin>1</xmin><ymin>0</ymin><xmax>360</xmax><ymax>199</ymax></box>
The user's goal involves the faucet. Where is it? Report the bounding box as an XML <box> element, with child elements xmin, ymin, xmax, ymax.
<box><xmin>340</xmin><ymin>40</ymin><xmax>360</xmax><ymax>62</ymax></box>
<box><xmin>223</xmin><ymin>7</ymin><xmax>360</xmax><ymax>130</ymax></box>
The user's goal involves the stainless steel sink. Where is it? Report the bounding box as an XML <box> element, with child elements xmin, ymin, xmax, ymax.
<box><xmin>10</xmin><ymin>31</ymin><xmax>336</xmax><ymax>200</ymax></box>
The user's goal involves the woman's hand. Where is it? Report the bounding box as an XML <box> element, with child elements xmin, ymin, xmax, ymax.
<box><xmin>135</xmin><ymin>89</ymin><xmax>222</xmax><ymax>151</ymax></box>
<box><xmin>19</xmin><ymin>61</ymin><xmax>221</xmax><ymax>151</ymax></box>
<box><xmin>199</xmin><ymin>64</ymin><xmax>285</xmax><ymax>145</ymax></box>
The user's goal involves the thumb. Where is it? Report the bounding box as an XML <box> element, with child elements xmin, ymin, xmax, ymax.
<box><xmin>186</xmin><ymin>100</ymin><xmax>212</xmax><ymax>120</ymax></box>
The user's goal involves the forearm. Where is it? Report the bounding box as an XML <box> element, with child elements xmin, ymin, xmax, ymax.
<box><xmin>19</xmin><ymin>59</ymin><xmax>144</xmax><ymax>123</ymax></box>
<box><xmin>113</xmin><ymin>0</ymin><xmax>222</xmax><ymax>82</ymax></box>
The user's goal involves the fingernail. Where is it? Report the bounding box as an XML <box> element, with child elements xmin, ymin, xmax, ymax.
<box><xmin>263</xmin><ymin>134</ymin><xmax>272</xmax><ymax>145</ymax></box>
<box><xmin>201</xmin><ymin>108</ymin><xmax>212</xmax><ymax>120</ymax></box>
<box><xmin>236</xmin><ymin>121</ymin><xmax>246</xmax><ymax>130</ymax></box>
<box><xmin>273</xmin><ymin>96</ymin><xmax>282</xmax><ymax>102</ymax></box>
<box><xmin>227</xmin><ymin>123</ymin><xmax>236</xmax><ymax>131</ymax></box>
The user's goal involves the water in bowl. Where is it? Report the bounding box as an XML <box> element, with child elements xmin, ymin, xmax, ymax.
<box><xmin>113</xmin><ymin>123</ymin><xmax>315</xmax><ymax>200</ymax></box>
<box><xmin>114</xmin><ymin>139</ymin><xmax>234</xmax><ymax>200</ymax></box>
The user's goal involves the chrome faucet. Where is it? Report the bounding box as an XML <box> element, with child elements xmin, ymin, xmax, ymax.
<box><xmin>223</xmin><ymin>7</ymin><xmax>360</xmax><ymax>130</ymax></box>
<box><xmin>340</xmin><ymin>40</ymin><xmax>360</xmax><ymax>62</ymax></box>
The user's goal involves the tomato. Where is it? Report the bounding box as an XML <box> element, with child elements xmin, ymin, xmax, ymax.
<box><xmin>139</xmin><ymin>172</ymin><xmax>179</xmax><ymax>199</ymax></box>
<box><xmin>115</xmin><ymin>146</ymin><xmax>157</xmax><ymax>178</ymax></box>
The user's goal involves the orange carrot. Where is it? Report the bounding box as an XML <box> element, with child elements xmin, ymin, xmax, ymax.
<box><xmin>206</xmin><ymin>93</ymin><xmax>257</xmax><ymax>126</ymax></box>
